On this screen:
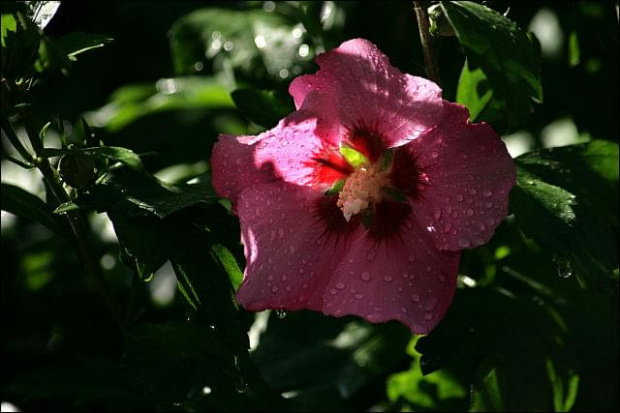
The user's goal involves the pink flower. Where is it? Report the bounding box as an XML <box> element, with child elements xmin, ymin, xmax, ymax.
<box><xmin>211</xmin><ymin>39</ymin><xmax>515</xmax><ymax>333</ymax></box>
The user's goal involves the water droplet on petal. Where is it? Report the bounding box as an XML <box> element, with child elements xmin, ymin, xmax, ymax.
<box><xmin>336</xmin><ymin>282</ymin><xmax>346</xmax><ymax>289</ymax></box>
<box><xmin>412</xmin><ymin>294</ymin><xmax>420</xmax><ymax>302</ymax></box>
<box><xmin>458</xmin><ymin>238</ymin><xmax>471</xmax><ymax>248</ymax></box>
<box><xmin>424</xmin><ymin>297</ymin><xmax>438</xmax><ymax>311</ymax></box>
<box><xmin>361</xmin><ymin>271</ymin><xmax>371</xmax><ymax>282</ymax></box>
<box><xmin>383</xmin><ymin>275</ymin><xmax>393</xmax><ymax>282</ymax></box>
<box><xmin>408</xmin><ymin>255</ymin><xmax>416</xmax><ymax>262</ymax></box>
<box><xmin>433</xmin><ymin>207</ymin><xmax>442</xmax><ymax>219</ymax></box>
<box><xmin>483</xmin><ymin>189</ymin><xmax>493</xmax><ymax>197</ymax></box>
<box><xmin>271</xmin><ymin>285</ymin><xmax>279</xmax><ymax>293</ymax></box>
<box><xmin>354</xmin><ymin>293</ymin><xmax>364</xmax><ymax>300</ymax></box>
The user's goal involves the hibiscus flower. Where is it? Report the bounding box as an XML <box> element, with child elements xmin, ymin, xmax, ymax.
<box><xmin>211</xmin><ymin>39</ymin><xmax>515</xmax><ymax>333</ymax></box>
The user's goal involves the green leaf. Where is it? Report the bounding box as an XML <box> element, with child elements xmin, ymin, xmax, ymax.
<box><xmin>416</xmin><ymin>288</ymin><xmax>573</xmax><ymax>412</ymax></box>
<box><xmin>511</xmin><ymin>140</ymin><xmax>619</xmax><ymax>283</ymax></box>
<box><xmin>340</xmin><ymin>147</ymin><xmax>368</xmax><ymax>168</ymax></box>
<box><xmin>56</xmin><ymin>32</ymin><xmax>113</xmax><ymax>60</ymax></box>
<box><xmin>1</xmin><ymin>10</ymin><xmax>41</xmax><ymax>79</ymax></box>
<box><xmin>35</xmin><ymin>32</ymin><xmax>71</xmax><ymax>75</ymax></box>
<box><xmin>1</xmin><ymin>183</ymin><xmax>64</xmax><ymax>235</ymax></box>
<box><xmin>211</xmin><ymin>244</ymin><xmax>243</xmax><ymax>291</ymax></box>
<box><xmin>169</xmin><ymin>7</ymin><xmax>312</xmax><ymax>83</ymax></box>
<box><xmin>122</xmin><ymin>323</ymin><xmax>239</xmax><ymax>409</ymax></box>
<box><xmin>231</xmin><ymin>88</ymin><xmax>294</xmax><ymax>129</ymax></box>
<box><xmin>55</xmin><ymin>168</ymin><xmax>216</xmax><ymax>218</ymax></box>
<box><xmin>83</xmin><ymin>146</ymin><xmax>144</xmax><ymax>171</ymax></box>
<box><xmin>455</xmin><ymin>58</ymin><xmax>493</xmax><ymax>121</ymax></box>
<box><xmin>86</xmin><ymin>77</ymin><xmax>234</xmax><ymax>131</ymax></box>
<box><xmin>386</xmin><ymin>337</ymin><xmax>467</xmax><ymax>411</ymax></box>
<box><xmin>26</xmin><ymin>1</ymin><xmax>61</xmax><ymax>30</ymax></box>
<box><xmin>442</xmin><ymin>1</ymin><xmax>542</xmax><ymax>132</ymax></box>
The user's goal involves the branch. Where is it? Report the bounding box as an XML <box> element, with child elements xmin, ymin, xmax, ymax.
<box><xmin>413</xmin><ymin>1</ymin><xmax>441</xmax><ymax>85</ymax></box>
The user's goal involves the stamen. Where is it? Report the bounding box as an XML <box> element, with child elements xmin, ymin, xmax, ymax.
<box><xmin>337</xmin><ymin>166</ymin><xmax>390</xmax><ymax>221</ymax></box>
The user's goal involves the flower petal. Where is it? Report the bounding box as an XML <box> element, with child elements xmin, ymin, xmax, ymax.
<box><xmin>235</xmin><ymin>182</ymin><xmax>356</xmax><ymax>312</ymax></box>
<box><xmin>323</xmin><ymin>211</ymin><xmax>460</xmax><ymax>334</ymax></box>
<box><xmin>211</xmin><ymin>133</ymin><xmax>278</xmax><ymax>205</ymax></box>
<box><xmin>235</xmin><ymin>182</ymin><xmax>459</xmax><ymax>334</ymax></box>
<box><xmin>406</xmin><ymin>102</ymin><xmax>516</xmax><ymax>251</ymax></box>
<box><xmin>290</xmin><ymin>38</ymin><xmax>445</xmax><ymax>148</ymax></box>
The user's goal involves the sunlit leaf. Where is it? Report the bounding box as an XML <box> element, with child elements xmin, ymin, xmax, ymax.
<box><xmin>1</xmin><ymin>183</ymin><xmax>65</xmax><ymax>235</ymax></box>
<box><xmin>511</xmin><ymin>140</ymin><xmax>619</xmax><ymax>283</ymax></box>
<box><xmin>443</xmin><ymin>1</ymin><xmax>542</xmax><ymax>132</ymax></box>
<box><xmin>169</xmin><ymin>7</ymin><xmax>313</xmax><ymax>84</ymax></box>
<box><xmin>56</xmin><ymin>32</ymin><xmax>113</xmax><ymax>60</ymax></box>
<box><xmin>85</xmin><ymin>77</ymin><xmax>234</xmax><ymax>131</ymax></box>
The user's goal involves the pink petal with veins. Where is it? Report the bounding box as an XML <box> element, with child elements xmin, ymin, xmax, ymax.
<box><xmin>404</xmin><ymin>102</ymin><xmax>516</xmax><ymax>250</ymax></box>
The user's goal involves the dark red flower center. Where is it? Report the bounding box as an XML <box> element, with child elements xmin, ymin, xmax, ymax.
<box><xmin>311</xmin><ymin>128</ymin><xmax>427</xmax><ymax>242</ymax></box>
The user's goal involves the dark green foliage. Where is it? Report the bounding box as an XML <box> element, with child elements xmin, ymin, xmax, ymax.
<box><xmin>1</xmin><ymin>2</ymin><xmax>617</xmax><ymax>412</ymax></box>
<box><xmin>442</xmin><ymin>1</ymin><xmax>543</xmax><ymax>133</ymax></box>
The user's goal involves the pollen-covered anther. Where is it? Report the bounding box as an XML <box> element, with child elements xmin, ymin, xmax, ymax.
<box><xmin>337</xmin><ymin>166</ymin><xmax>390</xmax><ymax>221</ymax></box>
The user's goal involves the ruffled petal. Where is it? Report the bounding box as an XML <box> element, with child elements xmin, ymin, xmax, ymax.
<box><xmin>235</xmin><ymin>182</ymin><xmax>357</xmax><ymax>312</ymax></box>
<box><xmin>290</xmin><ymin>38</ymin><xmax>445</xmax><ymax>148</ymax></box>
<box><xmin>211</xmin><ymin>133</ymin><xmax>278</xmax><ymax>205</ymax></box>
<box><xmin>405</xmin><ymin>102</ymin><xmax>516</xmax><ymax>250</ymax></box>
<box><xmin>323</xmin><ymin>212</ymin><xmax>460</xmax><ymax>334</ymax></box>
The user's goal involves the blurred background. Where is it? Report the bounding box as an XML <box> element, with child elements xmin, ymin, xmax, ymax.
<box><xmin>1</xmin><ymin>1</ymin><xmax>618</xmax><ymax>412</ymax></box>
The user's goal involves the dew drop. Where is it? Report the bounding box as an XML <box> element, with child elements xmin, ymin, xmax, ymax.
<box><xmin>354</xmin><ymin>293</ymin><xmax>364</xmax><ymax>300</ymax></box>
<box><xmin>275</xmin><ymin>309</ymin><xmax>287</xmax><ymax>319</ymax></box>
<box><xmin>361</xmin><ymin>271</ymin><xmax>371</xmax><ymax>282</ymax></box>
<box><xmin>433</xmin><ymin>206</ymin><xmax>442</xmax><ymax>219</ymax></box>
<box><xmin>466</xmin><ymin>209</ymin><xmax>474</xmax><ymax>216</ymax></box>
<box><xmin>383</xmin><ymin>275</ymin><xmax>393</xmax><ymax>282</ymax></box>
<box><xmin>271</xmin><ymin>285</ymin><xmax>279</xmax><ymax>293</ymax></box>
<box><xmin>336</xmin><ymin>282</ymin><xmax>346</xmax><ymax>289</ymax></box>
<box><xmin>458</xmin><ymin>238</ymin><xmax>471</xmax><ymax>248</ymax></box>
<box><xmin>408</xmin><ymin>255</ymin><xmax>416</xmax><ymax>262</ymax></box>
<box><xmin>483</xmin><ymin>189</ymin><xmax>493</xmax><ymax>198</ymax></box>
<box><xmin>235</xmin><ymin>380</ymin><xmax>248</xmax><ymax>394</ymax></box>
<box><xmin>412</xmin><ymin>294</ymin><xmax>420</xmax><ymax>302</ymax></box>
<box><xmin>329</xmin><ymin>288</ymin><xmax>338</xmax><ymax>295</ymax></box>
<box><xmin>281</xmin><ymin>275</ymin><xmax>288</xmax><ymax>281</ymax></box>
<box><xmin>424</xmin><ymin>297</ymin><xmax>438</xmax><ymax>311</ymax></box>
<box><xmin>556</xmin><ymin>260</ymin><xmax>573</xmax><ymax>278</ymax></box>
<box><xmin>424</xmin><ymin>312</ymin><xmax>434</xmax><ymax>320</ymax></box>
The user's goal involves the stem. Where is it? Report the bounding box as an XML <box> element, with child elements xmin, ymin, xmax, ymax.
<box><xmin>5</xmin><ymin>79</ymin><xmax>126</xmax><ymax>336</ymax></box>
<box><xmin>413</xmin><ymin>1</ymin><xmax>441</xmax><ymax>85</ymax></box>
<box><xmin>1</xmin><ymin>103</ymin><xmax>33</xmax><ymax>163</ymax></box>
